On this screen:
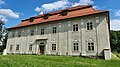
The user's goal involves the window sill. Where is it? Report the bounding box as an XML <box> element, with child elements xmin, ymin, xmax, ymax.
<box><xmin>72</xmin><ymin>31</ymin><xmax>79</xmax><ymax>33</ymax></box>
<box><xmin>51</xmin><ymin>50</ymin><xmax>56</xmax><ymax>52</ymax></box>
<box><xmin>86</xmin><ymin>29</ymin><xmax>94</xmax><ymax>32</ymax></box>
<box><xmin>86</xmin><ymin>51</ymin><xmax>95</xmax><ymax>53</ymax></box>
<box><xmin>72</xmin><ymin>51</ymin><xmax>79</xmax><ymax>52</ymax></box>
<box><xmin>16</xmin><ymin>50</ymin><xmax>19</xmax><ymax>51</ymax></box>
<box><xmin>29</xmin><ymin>50</ymin><xmax>32</xmax><ymax>52</ymax></box>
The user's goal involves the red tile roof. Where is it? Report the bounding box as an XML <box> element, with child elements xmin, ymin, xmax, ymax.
<box><xmin>8</xmin><ymin>5</ymin><xmax>108</xmax><ymax>30</ymax></box>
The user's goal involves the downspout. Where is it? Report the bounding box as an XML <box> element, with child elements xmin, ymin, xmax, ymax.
<box><xmin>95</xmin><ymin>17</ymin><xmax>99</xmax><ymax>58</ymax></box>
<box><xmin>66</xmin><ymin>21</ymin><xmax>69</xmax><ymax>55</ymax></box>
<box><xmin>107</xmin><ymin>11</ymin><xmax>111</xmax><ymax>50</ymax></box>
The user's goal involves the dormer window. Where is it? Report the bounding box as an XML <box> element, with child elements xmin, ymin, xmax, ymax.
<box><xmin>43</xmin><ymin>14</ymin><xmax>49</xmax><ymax>19</ymax></box>
<box><xmin>29</xmin><ymin>17</ymin><xmax>34</xmax><ymax>22</ymax></box>
<box><xmin>61</xmin><ymin>10</ymin><xmax>68</xmax><ymax>16</ymax></box>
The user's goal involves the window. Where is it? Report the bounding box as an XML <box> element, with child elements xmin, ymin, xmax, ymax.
<box><xmin>73</xmin><ymin>43</ymin><xmax>79</xmax><ymax>51</ymax></box>
<box><xmin>16</xmin><ymin>45</ymin><xmax>19</xmax><ymax>50</ymax></box>
<box><xmin>61</xmin><ymin>10</ymin><xmax>68</xmax><ymax>16</ymax></box>
<box><xmin>43</xmin><ymin>14</ymin><xmax>49</xmax><ymax>19</ymax></box>
<box><xmin>12</xmin><ymin>32</ymin><xmax>15</xmax><ymax>38</ymax></box>
<box><xmin>53</xmin><ymin>27</ymin><xmax>57</xmax><ymax>34</ymax></box>
<box><xmin>87</xmin><ymin>22</ymin><xmax>93</xmax><ymax>30</ymax></box>
<box><xmin>41</xmin><ymin>28</ymin><xmax>44</xmax><ymax>35</ymax></box>
<box><xmin>40</xmin><ymin>42</ymin><xmax>44</xmax><ymax>45</ymax></box>
<box><xmin>18</xmin><ymin>31</ymin><xmax>21</xmax><ymax>37</ymax></box>
<box><xmin>29</xmin><ymin>45</ymin><xmax>32</xmax><ymax>51</ymax></box>
<box><xmin>10</xmin><ymin>45</ymin><xmax>13</xmax><ymax>50</ymax></box>
<box><xmin>88</xmin><ymin>42</ymin><xmax>94</xmax><ymax>51</ymax></box>
<box><xmin>52</xmin><ymin>44</ymin><xmax>56</xmax><ymax>51</ymax></box>
<box><xmin>29</xmin><ymin>17</ymin><xmax>34</xmax><ymax>22</ymax></box>
<box><xmin>30</xmin><ymin>30</ymin><xmax>34</xmax><ymax>36</ymax></box>
<box><xmin>73</xmin><ymin>24</ymin><xmax>78</xmax><ymax>31</ymax></box>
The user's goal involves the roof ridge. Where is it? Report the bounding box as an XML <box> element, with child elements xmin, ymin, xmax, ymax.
<box><xmin>22</xmin><ymin>5</ymin><xmax>92</xmax><ymax>21</ymax></box>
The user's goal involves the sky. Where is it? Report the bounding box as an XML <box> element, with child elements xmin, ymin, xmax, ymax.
<box><xmin>0</xmin><ymin>0</ymin><xmax>120</xmax><ymax>30</ymax></box>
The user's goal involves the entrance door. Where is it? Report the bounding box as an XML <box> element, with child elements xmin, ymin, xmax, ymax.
<box><xmin>39</xmin><ymin>46</ymin><xmax>45</xmax><ymax>54</ymax></box>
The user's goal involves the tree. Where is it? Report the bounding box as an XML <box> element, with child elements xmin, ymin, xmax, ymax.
<box><xmin>110</xmin><ymin>30</ymin><xmax>120</xmax><ymax>52</ymax></box>
<box><xmin>0</xmin><ymin>19</ymin><xmax>8</xmax><ymax>52</ymax></box>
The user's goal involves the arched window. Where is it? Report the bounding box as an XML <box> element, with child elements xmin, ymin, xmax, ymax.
<box><xmin>12</xmin><ymin>32</ymin><xmax>15</xmax><ymax>38</ymax></box>
<box><xmin>53</xmin><ymin>27</ymin><xmax>57</xmax><ymax>34</ymax></box>
<box><xmin>29</xmin><ymin>45</ymin><xmax>32</xmax><ymax>51</ymax></box>
<box><xmin>73</xmin><ymin>24</ymin><xmax>78</xmax><ymax>32</ymax></box>
<box><xmin>30</xmin><ymin>30</ymin><xmax>34</xmax><ymax>36</ymax></box>
<box><xmin>73</xmin><ymin>43</ymin><xmax>79</xmax><ymax>51</ymax></box>
<box><xmin>52</xmin><ymin>44</ymin><xmax>56</xmax><ymax>51</ymax></box>
<box><xmin>87</xmin><ymin>22</ymin><xmax>93</xmax><ymax>30</ymax></box>
<box><xmin>41</xmin><ymin>28</ymin><xmax>44</xmax><ymax>35</ymax></box>
<box><xmin>88</xmin><ymin>42</ymin><xmax>94</xmax><ymax>51</ymax></box>
<box><xmin>10</xmin><ymin>45</ymin><xmax>13</xmax><ymax>50</ymax></box>
<box><xmin>16</xmin><ymin>45</ymin><xmax>19</xmax><ymax>51</ymax></box>
<box><xmin>18</xmin><ymin>31</ymin><xmax>21</xmax><ymax>37</ymax></box>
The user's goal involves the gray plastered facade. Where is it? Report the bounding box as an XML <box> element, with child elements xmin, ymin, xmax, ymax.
<box><xmin>6</xmin><ymin>12</ymin><xmax>111</xmax><ymax>59</ymax></box>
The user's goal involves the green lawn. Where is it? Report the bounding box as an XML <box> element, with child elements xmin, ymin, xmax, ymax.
<box><xmin>0</xmin><ymin>55</ymin><xmax>120</xmax><ymax>67</ymax></box>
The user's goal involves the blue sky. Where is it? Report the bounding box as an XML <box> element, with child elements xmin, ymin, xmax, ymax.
<box><xmin>0</xmin><ymin>0</ymin><xmax>120</xmax><ymax>30</ymax></box>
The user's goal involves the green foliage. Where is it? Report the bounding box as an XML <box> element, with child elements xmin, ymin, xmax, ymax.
<box><xmin>0</xmin><ymin>19</ymin><xmax>8</xmax><ymax>52</ymax></box>
<box><xmin>0</xmin><ymin>55</ymin><xmax>120</xmax><ymax>67</ymax></box>
<box><xmin>110</xmin><ymin>30</ymin><xmax>120</xmax><ymax>51</ymax></box>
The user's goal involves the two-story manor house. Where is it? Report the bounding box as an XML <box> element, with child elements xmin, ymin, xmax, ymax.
<box><xmin>6</xmin><ymin>5</ymin><xmax>111</xmax><ymax>60</ymax></box>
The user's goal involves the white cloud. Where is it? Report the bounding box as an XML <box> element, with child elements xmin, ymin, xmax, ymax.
<box><xmin>35</xmin><ymin>7</ymin><xmax>41</xmax><ymax>12</ymax></box>
<box><xmin>0</xmin><ymin>9</ymin><xmax>19</xmax><ymax>18</ymax></box>
<box><xmin>110</xmin><ymin>19</ymin><xmax>120</xmax><ymax>30</ymax></box>
<box><xmin>0</xmin><ymin>0</ymin><xmax>5</xmax><ymax>5</ymax></box>
<box><xmin>79</xmin><ymin>0</ymin><xmax>94</xmax><ymax>5</ymax></box>
<box><xmin>115</xmin><ymin>10</ymin><xmax>120</xmax><ymax>16</ymax></box>
<box><xmin>35</xmin><ymin>0</ymin><xmax>95</xmax><ymax>13</ymax></box>
<box><xmin>93</xmin><ymin>6</ymin><xmax>100</xmax><ymax>10</ymax></box>
<box><xmin>72</xmin><ymin>0</ymin><xmax>94</xmax><ymax>7</ymax></box>
<box><xmin>40</xmin><ymin>0</ymin><xmax>70</xmax><ymax>12</ymax></box>
<box><xmin>35</xmin><ymin>7</ymin><xmax>43</xmax><ymax>14</ymax></box>
<box><xmin>72</xmin><ymin>3</ymin><xmax>80</xmax><ymax>7</ymax></box>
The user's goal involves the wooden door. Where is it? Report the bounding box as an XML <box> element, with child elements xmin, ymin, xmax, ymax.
<box><xmin>40</xmin><ymin>46</ymin><xmax>44</xmax><ymax>54</ymax></box>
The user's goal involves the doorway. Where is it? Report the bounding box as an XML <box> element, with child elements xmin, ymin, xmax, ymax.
<box><xmin>39</xmin><ymin>46</ymin><xmax>45</xmax><ymax>54</ymax></box>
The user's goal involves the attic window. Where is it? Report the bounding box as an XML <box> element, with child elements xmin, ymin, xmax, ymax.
<box><xmin>61</xmin><ymin>10</ymin><xmax>68</xmax><ymax>16</ymax></box>
<box><xmin>29</xmin><ymin>17</ymin><xmax>34</xmax><ymax>22</ymax></box>
<box><xmin>43</xmin><ymin>14</ymin><xmax>49</xmax><ymax>19</ymax></box>
<box><xmin>21</xmin><ymin>20</ymin><xmax>26</xmax><ymax>22</ymax></box>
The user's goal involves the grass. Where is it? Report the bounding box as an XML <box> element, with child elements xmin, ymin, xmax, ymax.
<box><xmin>0</xmin><ymin>55</ymin><xmax>120</xmax><ymax>67</ymax></box>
